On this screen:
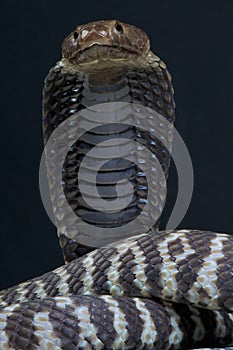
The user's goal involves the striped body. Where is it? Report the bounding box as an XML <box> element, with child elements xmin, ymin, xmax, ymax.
<box><xmin>0</xmin><ymin>230</ymin><xmax>233</xmax><ymax>349</ymax></box>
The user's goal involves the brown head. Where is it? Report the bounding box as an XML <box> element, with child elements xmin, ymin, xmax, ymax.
<box><xmin>62</xmin><ymin>20</ymin><xmax>150</xmax><ymax>66</ymax></box>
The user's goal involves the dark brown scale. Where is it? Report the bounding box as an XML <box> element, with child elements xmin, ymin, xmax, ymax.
<box><xmin>41</xmin><ymin>271</ymin><xmax>63</xmax><ymax>297</ymax></box>
<box><xmin>83</xmin><ymin>246</ymin><xmax>117</xmax><ymax>295</ymax></box>
<box><xmin>88</xmin><ymin>296</ymin><xmax>117</xmax><ymax>347</ymax></box>
<box><xmin>113</xmin><ymin>296</ymin><xmax>145</xmax><ymax>349</ymax></box>
<box><xmin>5</xmin><ymin>302</ymin><xmax>40</xmax><ymax>349</ymax></box>
<box><xmin>163</xmin><ymin>230</ymin><xmax>213</xmax><ymax>304</ymax></box>
<box><xmin>0</xmin><ymin>285</ymin><xmax>23</xmax><ymax>306</ymax></box>
<box><xmin>116</xmin><ymin>248</ymin><xmax>140</xmax><ymax>295</ymax></box>
<box><xmin>47</xmin><ymin>299</ymin><xmax>82</xmax><ymax>349</ymax></box>
<box><xmin>139</xmin><ymin>233</ymin><xmax>165</xmax><ymax>297</ymax></box>
<box><xmin>65</xmin><ymin>257</ymin><xmax>88</xmax><ymax>294</ymax></box>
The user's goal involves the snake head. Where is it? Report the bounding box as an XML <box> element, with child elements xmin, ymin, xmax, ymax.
<box><xmin>62</xmin><ymin>19</ymin><xmax>150</xmax><ymax>66</ymax></box>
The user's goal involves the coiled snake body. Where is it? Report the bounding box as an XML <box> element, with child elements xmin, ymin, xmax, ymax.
<box><xmin>0</xmin><ymin>20</ymin><xmax>232</xmax><ymax>350</ymax></box>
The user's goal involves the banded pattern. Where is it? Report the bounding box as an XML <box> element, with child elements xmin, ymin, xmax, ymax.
<box><xmin>0</xmin><ymin>230</ymin><xmax>233</xmax><ymax>349</ymax></box>
<box><xmin>1</xmin><ymin>231</ymin><xmax>233</xmax><ymax>314</ymax></box>
<box><xmin>0</xmin><ymin>295</ymin><xmax>232</xmax><ymax>350</ymax></box>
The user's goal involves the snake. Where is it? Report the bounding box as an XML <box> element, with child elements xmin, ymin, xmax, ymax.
<box><xmin>0</xmin><ymin>19</ymin><xmax>232</xmax><ymax>350</ymax></box>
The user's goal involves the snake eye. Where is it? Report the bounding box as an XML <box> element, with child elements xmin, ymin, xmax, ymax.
<box><xmin>73</xmin><ymin>31</ymin><xmax>79</xmax><ymax>40</ymax></box>
<box><xmin>114</xmin><ymin>23</ymin><xmax>123</xmax><ymax>33</ymax></box>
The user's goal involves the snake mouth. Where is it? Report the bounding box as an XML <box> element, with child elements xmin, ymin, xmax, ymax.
<box><xmin>65</xmin><ymin>44</ymin><xmax>141</xmax><ymax>66</ymax></box>
<box><xmin>79</xmin><ymin>44</ymin><xmax>140</xmax><ymax>56</ymax></box>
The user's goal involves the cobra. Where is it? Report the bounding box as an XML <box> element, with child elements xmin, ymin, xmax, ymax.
<box><xmin>0</xmin><ymin>20</ymin><xmax>232</xmax><ymax>350</ymax></box>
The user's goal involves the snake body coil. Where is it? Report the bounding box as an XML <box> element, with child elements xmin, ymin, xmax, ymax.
<box><xmin>0</xmin><ymin>20</ymin><xmax>232</xmax><ymax>350</ymax></box>
<box><xmin>0</xmin><ymin>230</ymin><xmax>233</xmax><ymax>349</ymax></box>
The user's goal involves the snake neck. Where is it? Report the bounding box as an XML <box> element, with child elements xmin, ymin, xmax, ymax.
<box><xmin>43</xmin><ymin>53</ymin><xmax>176</xmax><ymax>261</ymax></box>
<box><xmin>85</xmin><ymin>70</ymin><xmax>126</xmax><ymax>89</ymax></box>
<box><xmin>60</xmin><ymin>55</ymin><xmax>154</xmax><ymax>88</ymax></box>
<box><xmin>83</xmin><ymin>68</ymin><xmax>128</xmax><ymax>97</ymax></box>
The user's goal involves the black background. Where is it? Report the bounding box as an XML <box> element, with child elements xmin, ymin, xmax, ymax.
<box><xmin>1</xmin><ymin>0</ymin><xmax>233</xmax><ymax>290</ymax></box>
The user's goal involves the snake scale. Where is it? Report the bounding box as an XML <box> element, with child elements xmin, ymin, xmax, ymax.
<box><xmin>0</xmin><ymin>20</ymin><xmax>232</xmax><ymax>350</ymax></box>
